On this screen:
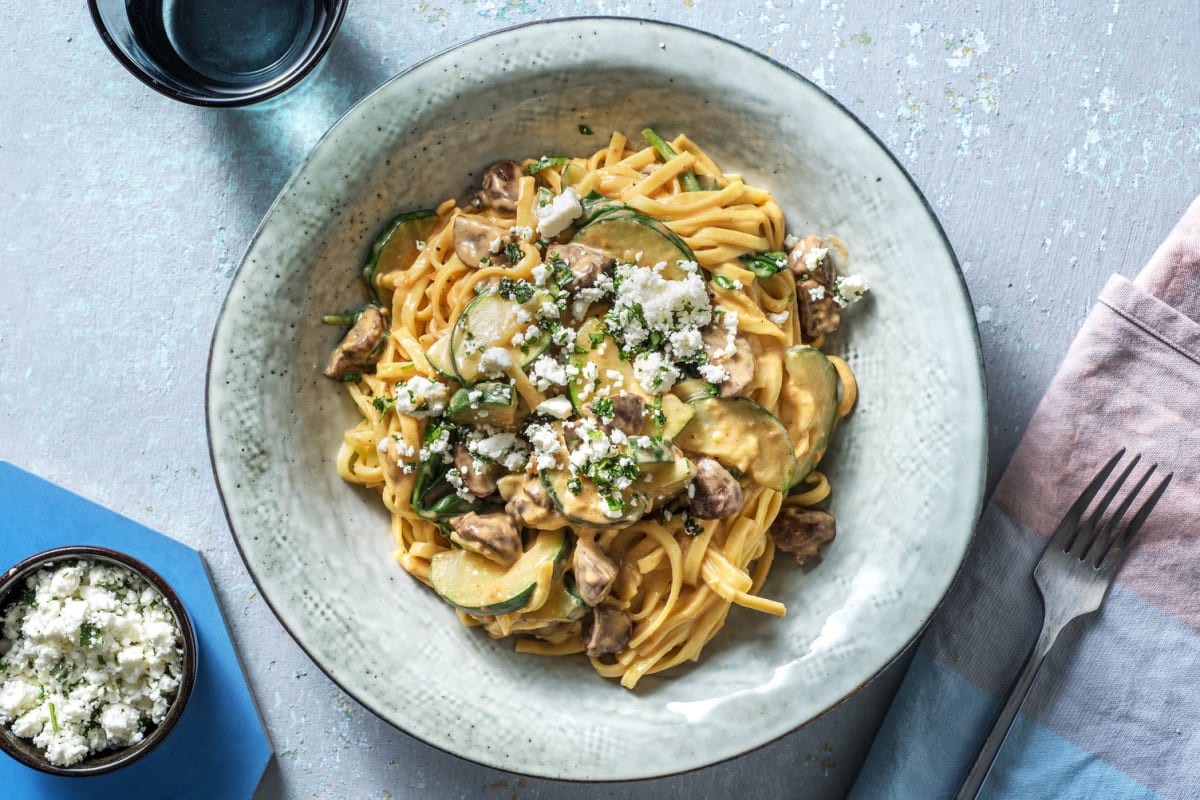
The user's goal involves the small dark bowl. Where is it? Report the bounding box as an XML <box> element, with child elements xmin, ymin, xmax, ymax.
<box><xmin>0</xmin><ymin>546</ymin><xmax>198</xmax><ymax>776</ymax></box>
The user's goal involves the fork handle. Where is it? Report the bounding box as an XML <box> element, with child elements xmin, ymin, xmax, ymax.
<box><xmin>953</xmin><ymin>622</ymin><xmax>1061</xmax><ymax>800</ymax></box>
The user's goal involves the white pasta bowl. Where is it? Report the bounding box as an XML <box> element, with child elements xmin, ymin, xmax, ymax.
<box><xmin>207</xmin><ymin>17</ymin><xmax>986</xmax><ymax>780</ymax></box>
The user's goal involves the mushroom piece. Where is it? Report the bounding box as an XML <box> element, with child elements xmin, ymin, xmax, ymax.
<box><xmin>788</xmin><ymin>235</ymin><xmax>842</xmax><ymax>339</ymax></box>
<box><xmin>453</xmin><ymin>216</ymin><xmax>513</xmax><ymax>268</ymax></box>
<box><xmin>453</xmin><ymin>444</ymin><xmax>502</xmax><ymax>498</ymax></box>
<box><xmin>449</xmin><ymin>512</ymin><xmax>523</xmax><ymax>567</ymax></box>
<box><xmin>503</xmin><ymin>475</ymin><xmax>569</xmax><ymax>530</ymax></box>
<box><xmin>545</xmin><ymin>243</ymin><xmax>616</xmax><ymax>288</ymax></box>
<box><xmin>771</xmin><ymin>506</ymin><xmax>836</xmax><ymax>566</ymax></box>
<box><xmin>700</xmin><ymin>326</ymin><xmax>755</xmax><ymax>398</ymax></box>
<box><xmin>584</xmin><ymin>605</ymin><xmax>632</xmax><ymax>658</ymax></box>
<box><xmin>572</xmin><ymin>537</ymin><xmax>620</xmax><ymax>607</ymax></box>
<box><xmin>323</xmin><ymin>306</ymin><xmax>387</xmax><ymax>380</ymax></box>
<box><xmin>477</xmin><ymin>160</ymin><xmax>524</xmax><ymax>214</ymax></box>
<box><xmin>688</xmin><ymin>457</ymin><xmax>745</xmax><ymax>520</ymax></box>
<box><xmin>608</xmin><ymin>394</ymin><xmax>645</xmax><ymax>436</ymax></box>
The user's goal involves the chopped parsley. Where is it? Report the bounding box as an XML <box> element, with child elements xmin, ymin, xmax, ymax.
<box><xmin>578</xmin><ymin>124</ymin><xmax>594</xmax><ymax>135</ymax></box>
<box><xmin>372</xmin><ymin>395</ymin><xmax>396</xmax><ymax>419</ymax></box>
<box><xmin>527</xmin><ymin>156</ymin><xmax>568</xmax><ymax>175</ymax></box>
<box><xmin>79</xmin><ymin>621</ymin><xmax>100</xmax><ymax>648</ymax></box>
<box><xmin>567</xmin><ymin>477</ymin><xmax>583</xmax><ymax>495</ymax></box>
<box><xmin>546</xmin><ymin>251</ymin><xmax>575</xmax><ymax>289</ymax></box>
<box><xmin>590</xmin><ymin>397</ymin><xmax>614</xmax><ymax>420</ymax></box>
<box><xmin>497</xmin><ymin>277</ymin><xmax>537</xmax><ymax>303</ymax></box>
<box><xmin>683</xmin><ymin>511</ymin><xmax>704</xmax><ymax>536</ymax></box>
<box><xmin>504</xmin><ymin>242</ymin><xmax>524</xmax><ymax>264</ymax></box>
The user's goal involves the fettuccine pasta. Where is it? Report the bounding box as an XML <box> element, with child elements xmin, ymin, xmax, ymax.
<box><xmin>321</xmin><ymin>130</ymin><xmax>866</xmax><ymax>688</ymax></box>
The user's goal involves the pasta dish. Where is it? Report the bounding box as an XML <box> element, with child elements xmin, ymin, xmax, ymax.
<box><xmin>321</xmin><ymin>130</ymin><xmax>866</xmax><ymax>688</ymax></box>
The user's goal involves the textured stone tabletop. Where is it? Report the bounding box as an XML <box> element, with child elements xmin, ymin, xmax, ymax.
<box><xmin>3</xmin><ymin>2</ymin><xmax>1197</xmax><ymax>798</ymax></box>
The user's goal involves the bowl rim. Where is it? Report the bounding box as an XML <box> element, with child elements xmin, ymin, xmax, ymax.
<box><xmin>206</xmin><ymin>15</ymin><xmax>987</xmax><ymax>781</ymax></box>
<box><xmin>0</xmin><ymin>545</ymin><xmax>199</xmax><ymax>776</ymax></box>
<box><xmin>85</xmin><ymin>0</ymin><xmax>349</xmax><ymax>108</ymax></box>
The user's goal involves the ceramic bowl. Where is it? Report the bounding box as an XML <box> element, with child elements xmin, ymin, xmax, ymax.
<box><xmin>0</xmin><ymin>545</ymin><xmax>197</xmax><ymax>776</ymax></box>
<box><xmin>207</xmin><ymin>17</ymin><xmax>986</xmax><ymax>780</ymax></box>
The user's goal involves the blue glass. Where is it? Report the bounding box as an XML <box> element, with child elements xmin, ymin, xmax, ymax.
<box><xmin>88</xmin><ymin>0</ymin><xmax>347</xmax><ymax>106</ymax></box>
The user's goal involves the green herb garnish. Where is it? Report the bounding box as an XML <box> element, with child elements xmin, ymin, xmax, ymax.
<box><xmin>527</xmin><ymin>156</ymin><xmax>567</xmax><ymax>175</ymax></box>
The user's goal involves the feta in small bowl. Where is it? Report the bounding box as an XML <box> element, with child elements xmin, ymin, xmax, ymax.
<box><xmin>0</xmin><ymin>546</ymin><xmax>197</xmax><ymax>775</ymax></box>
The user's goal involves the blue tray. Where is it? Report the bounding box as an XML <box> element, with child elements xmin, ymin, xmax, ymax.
<box><xmin>0</xmin><ymin>463</ymin><xmax>272</xmax><ymax>799</ymax></box>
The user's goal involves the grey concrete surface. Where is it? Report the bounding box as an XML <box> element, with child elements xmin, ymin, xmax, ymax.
<box><xmin>3</xmin><ymin>2</ymin><xmax>1197</xmax><ymax>798</ymax></box>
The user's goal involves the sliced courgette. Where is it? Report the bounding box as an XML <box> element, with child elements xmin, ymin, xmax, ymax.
<box><xmin>560</xmin><ymin>162</ymin><xmax>587</xmax><ymax>190</ymax></box>
<box><xmin>671</xmin><ymin>378</ymin><xmax>719</xmax><ymax>404</ymax></box>
<box><xmin>424</xmin><ymin>334</ymin><xmax>457</xmax><ymax>381</ymax></box>
<box><xmin>567</xmin><ymin>319</ymin><xmax>650</xmax><ymax>412</ymax></box>
<box><xmin>445</xmin><ymin>382</ymin><xmax>520</xmax><ymax>427</ymax></box>
<box><xmin>781</xmin><ymin>346</ymin><xmax>839</xmax><ymax>486</ymax></box>
<box><xmin>674</xmin><ymin>397</ymin><xmax>797</xmax><ymax>492</ymax></box>
<box><xmin>571</xmin><ymin>209</ymin><xmax>697</xmax><ymax>280</ymax></box>
<box><xmin>363</xmin><ymin>210</ymin><xmax>439</xmax><ymax>306</ymax></box>
<box><xmin>450</xmin><ymin>290</ymin><xmax>554</xmax><ymax>384</ymax></box>
<box><xmin>430</xmin><ymin>529</ymin><xmax>568</xmax><ymax>615</ymax></box>
<box><xmin>640</xmin><ymin>451</ymin><xmax>697</xmax><ymax>501</ymax></box>
<box><xmin>540</xmin><ymin>469</ymin><xmax>649</xmax><ymax>528</ymax></box>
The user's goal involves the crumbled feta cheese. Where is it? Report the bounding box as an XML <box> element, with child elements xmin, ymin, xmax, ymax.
<box><xmin>525</xmin><ymin>422</ymin><xmax>564</xmax><ymax>470</ymax></box>
<box><xmin>607</xmin><ymin>263</ymin><xmax>712</xmax><ymax>359</ymax></box>
<box><xmin>514</xmin><ymin>306</ymin><xmax>533</xmax><ymax>323</ymax></box>
<box><xmin>531</xmin><ymin>264</ymin><xmax>549</xmax><ymax>286</ymax></box>
<box><xmin>509</xmin><ymin>224</ymin><xmax>534</xmax><ymax>241</ymax></box>
<box><xmin>698</xmin><ymin>363</ymin><xmax>730</xmax><ymax>383</ymax></box>
<box><xmin>393</xmin><ymin>376</ymin><xmax>449</xmax><ymax>418</ymax></box>
<box><xmin>804</xmin><ymin>246</ymin><xmax>828</xmax><ymax>272</ymax></box>
<box><xmin>0</xmin><ymin>560</ymin><xmax>184</xmax><ymax>767</ymax></box>
<box><xmin>534</xmin><ymin>187</ymin><xmax>584</xmax><ymax>238</ymax></box>
<box><xmin>472</xmin><ymin>433</ymin><xmax>529</xmax><ymax>471</ymax></box>
<box><xmin>833</xmin><ymin>273</ymin><xmax>870</xmax><ymax>307</ymax></box>
<box><xmin>478</xmin><ymin>347</ymin><xmax>513</xmax><ymax>377</ymax></box>
<box><xmin>536</xmin><ymin>396</ymin><xmax>574</xmax><ymax>419</ymax></box>
<box><xmin>633</xmin><ymin>352</ymin><xmax>681</xmax><ymax>393</ymax></box>
<box><xmin>784</xmin><ymin>233</ymin><xmax>800</xmax><ymax>249</ymax></box>
<box><xmin>808</xmin><ymin>284</ymin><xmax>826</xmax><ymax>302</ymax></box>
<box><xmin>530</xmin><ymin>355</ymin><xmax>569</xmax><ymax>391</ymax></box>
<box><xmin>767</xmin><ymin>310</ymin><xmax>790</xmax><ymax>327</ymax></box>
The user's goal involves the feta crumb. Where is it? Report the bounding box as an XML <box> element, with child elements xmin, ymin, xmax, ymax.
<box><xmin>530</xmin><ymin>355</ymin><xmax>569</xmax><ymax>391</ymax></box>
<box><xmin>478</xmin><ymin>347</ymin><xmax>513</xmax><ymax>377</ymax></box>
<box><xmin>808</xmin><ymin>284</ymin><xmax>826</xmax><ymax>302</ymax></box>
<box><xmin>767</xmin><ymin>310</ymin><xmax>790</xmax><ymax>327</ymax></box>
<box><xmin>633</xmin><ymin>352</ymin><xmax>681</xmax><ymax>393</ymax></box>
<box><xmin>534</xmin><ymin>187</ymin><xmax>584</xmax><ymax>238</ymax></box>
<box><xmin>536</xmin><ymin>396</ymin><xmax>574</xmax><ymax>419</ymax></box>
<box><xmin>393</xmin><ymin>376</ymin><xmax>449</xmax><ymax>418</ymax></box>
<box><xmin>833</xmin><ymin>273</ymin><xmax>870</xmax><ymax>307</ymax></box>
<box><xmin>698</xmin><ymin>363</ymin><xmax>730</xmax><ymax>383</ymax></box>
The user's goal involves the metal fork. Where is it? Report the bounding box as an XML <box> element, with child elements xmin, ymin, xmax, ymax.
<box><xmin>954</xmin><ymin>449</ymin><xmax>1172</xmax><ymax>800</ymax></box>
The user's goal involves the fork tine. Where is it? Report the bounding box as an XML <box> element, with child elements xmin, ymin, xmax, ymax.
<box><xmin>1100</xmin><ymin>472</ymin><xmax>1172</xmax><ymax>570</ymax></box>
<box><xmin>1048</xmin><ymin>448</ymin><xmax>1126</xmax><ymax>552</ymax></box>
<box><xmin>1084</xmin><ymin>461</ymin><xmax>1152</xmax><ymax>565</ymax></box>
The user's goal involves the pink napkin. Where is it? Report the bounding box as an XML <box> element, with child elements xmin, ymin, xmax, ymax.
<box><xmin>852</xmin><ymin>196</ymin><xmax>1200</xmax><ymax>800</ymax></box>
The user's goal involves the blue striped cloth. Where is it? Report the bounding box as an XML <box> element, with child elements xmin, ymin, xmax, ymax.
<box><xmin>851</xmin><ymin>198</ymin><xmax>1200</xmax><ymax>800</ymax></box>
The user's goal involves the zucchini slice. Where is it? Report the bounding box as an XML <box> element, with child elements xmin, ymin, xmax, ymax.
<box><xmin>640</xmin><ymin>451</ymin><xmax>697</xmax><ymax>501</ymax></box>
<box><xmin>430</xmin><ymin>529</ymin><xmax>568</xmax><ymax>615</ymax></box>
<box><xmin>424</xmin><ymin>334</ymin><xmax>457</xmax><ymax>381</ymax></box>
<box><xmin>560</xmin><ymin>162</ymin><xmax>587</xmax><ymax>190</ymax></box>
<box><xmin>567</xmin><ymin>319</ymin><xmax>650</xmax><ymax>412</ymax></box>
<box><xmin>445</xmin><ymin>382</ymin><xmax>520</xmax><ymax>427</ymax></box>
<box><xmin>449</xmin><ymin>290</ymin><xmax>554</xmax><ymax>384</ymax></box>
<box><xmin>674</xmin><ymin>397</ymin><xmax>797</xmax><ymax>492</ymax></box>
<box><xmin>781</xmin><ymin>346</ymin><xmax>839</xmax><ymax>486</ymax></box>
<box><xmin>571</xmin><ymin>209</ymin><xmax>697</xmax><ymax>279</ymax></box>
<box><xmin>540</xmin><ymin>469</ymin><xmax>649</xmax><ymax>528</ymax></box>
<box><xmin>363</xmin><ymin>210</ymin><xmax>439</xmax><ymax>306</ymax></box>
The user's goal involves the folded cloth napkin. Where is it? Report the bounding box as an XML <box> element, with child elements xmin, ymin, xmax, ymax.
<box><xmin>850</xmin><ymin>197</ymin><xmax>1200</xmax><ymax>800</ymax></box>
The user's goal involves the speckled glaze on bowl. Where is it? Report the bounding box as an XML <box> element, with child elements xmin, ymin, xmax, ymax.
<box><xmin>0</xmin><ymin>546</ymin><xmax>197</xmax><ymax>776</ymax></box>
<box><xmin>206</xmin><ymin>18</ymin><xmax>986</xmax><ymax>781</ymax></box>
